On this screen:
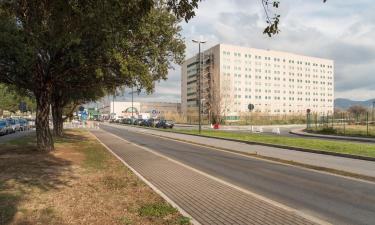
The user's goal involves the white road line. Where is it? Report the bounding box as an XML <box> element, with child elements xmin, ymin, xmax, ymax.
<box><xmin>89</xmin><ymin>131</ymin><xmax>201</xmax><ymax>225</ymax></box>
<box><xmin>96</xmin><ymin>128</ymin><xmax>331</xmax><ymax>225</ymax></box>
<box><xmin>106</xmin><ymin>123</ymin><xmax>375</xmax><ymax>185</ymax></box>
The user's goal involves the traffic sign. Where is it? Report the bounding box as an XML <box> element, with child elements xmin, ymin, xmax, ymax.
<box><xmin>151</xmin><ymin>109</ymin><xmax>158</xmax><ymax>117</ymax></box>
<box><xmin>19</xmin><ymin>102</ymin><xmax>27</xmax><ymax>112</ymax></box>
<box><xmin>248</xmin><ymin>104</ymin><xmax>255</xmax><ymax>112</ymax></box>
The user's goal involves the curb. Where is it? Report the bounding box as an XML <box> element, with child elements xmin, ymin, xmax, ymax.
<box><xmin>89</xmin><ymin>130</ymin><xmax>201</xmax><ymax>225</ymax></box>
<box><xmin>103</xmin><ymin>124</ymin><xmax>375</xmax><ymax>183</ymax></box>
<box><xmin>93</xmin><ymin>128</ymin><xmax>332</xmax><ymax>225</ymax></box>
<box><xmin>290</xmin><ymin>129</ymin><xmax>375</xmax><ymax>144</ymax></box>
<box><xmin>185</xmin><ymin>133</ymin><xmax>375</xmax><ymax>162</ymax></box>
<box><xmin>111</xmin><ymin>123</ymin><xmax>375</xmax><ymax>162</ymax></box>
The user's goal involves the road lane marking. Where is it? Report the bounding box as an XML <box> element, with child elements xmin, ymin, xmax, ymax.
<box><xmin>89</xmin><ymin>130</ymin><xmax>201</xmax><ymax>225</ymax></box>
<box><xmin>97</xmin><ymin>127</ymin><xmax>331</xmax><ymax>225</ymax></box>
<box><xmin>104</xmin><ymin>123</ymin><xmax>375</xmax><ymax>185</ymax></box>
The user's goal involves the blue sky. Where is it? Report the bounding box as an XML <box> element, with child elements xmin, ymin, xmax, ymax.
<box><xmin>120</xmin><ymin>0</ymin><xmax>375</xmax><ymax>102</ymax></box>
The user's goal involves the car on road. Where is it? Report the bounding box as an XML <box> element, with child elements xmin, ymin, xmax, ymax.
<box><xmin>6</xmin><ymin>118</ymin><xmax>20</xmax><ymax>132</ymax></box>
<box><xmin>0</xmin><ymin>119</ymin><xmax>13</xmax><ymax>135</ymax></box>
<box><xmin>142</xmin><ymin>118</ymin><xmax>159</xmax><ymax>127</ymax></box>
<box><xmin>133</xmin><ymin>119</ymin><xmax>144</xmax><ymax>126</ymax></box>
<box><xmin>19</xmin><ymin>118</ymin><xmax>29</xmax><ymax>131</ymax></box>
<box><xmin>155</xmin><ymin>120</ymin><xmax>174</xmax><ymax>129</ymax></box>
<box><xmin>139</xmin><ymin>119</ymin><xmax>148</xmax><ymax>126</ymax></box>
<box><xmin>115</xmin><ymin>116</ymin><xmax>124</xmax><ymax>123</ymax></box>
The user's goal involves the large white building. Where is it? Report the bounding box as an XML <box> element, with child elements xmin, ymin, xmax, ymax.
<box><xmin>98</xmin><ymin>100</ymin><xmax>181</xmax><ymax>119</ymax></box>
<box><xmin>181</xmin><ymin>43</ymin><xmax>334</xmax><ymax>120</ymax></box>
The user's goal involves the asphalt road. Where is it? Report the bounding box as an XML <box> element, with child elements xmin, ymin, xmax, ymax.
<box><xmin>100</xmin><ymin>124</ymin><xmax>375</xmax><ymax>225</ymax></box>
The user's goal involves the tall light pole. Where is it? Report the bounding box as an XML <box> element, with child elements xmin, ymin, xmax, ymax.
<box><xmin>192</xmin><ymin>39</ymin><xmax>206</xmax><ymax>134</ymax></box>
<box><xmin>128</xmin><ymin>87</ymin><xmax>140</xmax><ymax>119</ymax></box>
<box><xmin>112</xmin><ymin>90</ymin><xmax>116</xmax><ymax>120</ymax></box>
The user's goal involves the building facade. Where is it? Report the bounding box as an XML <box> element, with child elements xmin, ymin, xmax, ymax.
<box><xmin>99</xmin><ymin>101</ymin><xmax>181</xmax><ymax>119</ymax></box>
<box><xmin>181</xmin><ymin>43</ymin><xmax>334</xmax><ymax>120</ymax></box>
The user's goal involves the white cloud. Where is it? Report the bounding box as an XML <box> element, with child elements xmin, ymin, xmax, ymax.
<box><xmin>145</xmin><ymin>0</ymin><xmax>375</xmax><ymax>102</ymax></box>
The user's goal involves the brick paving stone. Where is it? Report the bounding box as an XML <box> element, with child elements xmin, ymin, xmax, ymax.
<box><xmin>91</xmin><ymin>130</ymin><xmax>320</xmax><ymax>225</ymax></box>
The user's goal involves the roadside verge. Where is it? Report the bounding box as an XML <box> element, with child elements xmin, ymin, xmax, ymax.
<box><xmin>290</xmin><ymin>129</ymin><xmax>375</xmax><ymax>143</ymax></box>
<box><xmin>91</xmin><ymin>129</ymin><xmax>327</xmax><ymax>225</ymax></box>
<box><xmin>105</xmin><ymin>123</ymin><xmax>375</xmax><ymax>182</ymax></box>
<box><xmin>114</xmin><ymin>123</ymin><xmax>375</xmax><ymax>162</ymax></box>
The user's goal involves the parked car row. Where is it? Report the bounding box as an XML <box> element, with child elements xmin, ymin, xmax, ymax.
<box><xmin>110</xmin><ymin>117</ymin><xmax>174</xmax><ymax>129</ymax></box>
<box><xmin>0</xmin><ymin>118</ymin><xmax>32</xmax><ymax>136</ymax></box>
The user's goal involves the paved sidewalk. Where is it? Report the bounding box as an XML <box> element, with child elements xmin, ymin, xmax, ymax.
<box><xmin>106</xmin><ymin>124</ymin><xmax>375</xmax><ymax>178</ymax></box>
<box><xmin>91</xmin><ymin>129</ymin><xmax>321</xmax><ymax>225</ymax></box>
<box><xmin>290</xmin><ymin>129</ymin><xmax>375</xmax><ymax>143</ymax></box>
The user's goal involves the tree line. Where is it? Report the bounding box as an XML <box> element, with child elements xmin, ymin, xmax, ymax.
<box><xmin>0</xmin><ymin>0</ymin><xmax>328</xmax><ymax>151</ymax></box>
<box><xmin>0</xmin><ymin>0</ymin><xmax>202</xmax><ymax>151</ymax></box>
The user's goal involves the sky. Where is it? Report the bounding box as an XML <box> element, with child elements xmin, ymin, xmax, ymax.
<box><xmin>119</xmin><ymin>0</ymin><xmax>375</xmax><ymax>102</ymax></box>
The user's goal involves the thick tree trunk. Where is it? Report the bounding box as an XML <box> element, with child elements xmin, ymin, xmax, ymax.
<box><xmin>35</xmin><ymin>89</ymin><xmax>54</xmax><ymax>151</ymax></box>
<box><xmin>51</xmin><ymin>101</ymin><xmax>64</xmax><ymax>137</ymax></box>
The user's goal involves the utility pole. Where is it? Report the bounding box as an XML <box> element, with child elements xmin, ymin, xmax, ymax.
<box><xmin>192</xmin><ymin>39</ymin><xmax>206</xmax><ymax>134</ymax></box>
<box><xmin>132</xmin><ymin>86</ymin><xmax>134</xmax><ymax>119</ymax></box>
<box><xmin>112</xmin><ymin>91</ymin><xmax>115</xmax><ymax>120</ymax></box>
<box><xmin>128</xmin><ymin>87</ymin><xmax>139</xmax><ymax>120</ymax></box>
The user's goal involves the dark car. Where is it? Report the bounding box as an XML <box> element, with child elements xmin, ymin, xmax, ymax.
<box><xmin>139</xmin><ymin>119</ymin><xmax>148</xmax><ymax>126</ymax></box>
<box><xmin>133</xmin><ymin>119</ymin><xmax>144</xmax><ymax>126</ymax></box>
<box><xmin>140</xmin><ymin>119</ymin><xmax>154</xmax><ymax>127</ymax></box>
<box><xmin>155</xmin><ymin>120</ymin><xmax>174</xmax><ymax>129</ymax></box>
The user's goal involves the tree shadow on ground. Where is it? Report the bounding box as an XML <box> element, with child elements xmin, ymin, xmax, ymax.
<box><xmin>0</xmin><ymin>133</ymin><xmax>81</xmax><ymax>224</ymax></box>
<box><xmin>54</xmin><ymin>131</ymin><xmax>89</xmax><ymax>144</ymax></box>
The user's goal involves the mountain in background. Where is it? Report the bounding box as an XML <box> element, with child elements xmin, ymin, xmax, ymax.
<box><xmin>335</xmin><ymin>98</ymin><xmax>375</xmax><ymax>110</ymax></box>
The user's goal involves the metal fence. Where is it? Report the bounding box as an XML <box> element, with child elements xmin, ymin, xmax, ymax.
<box><xmin>306</xmin><ymin>112</ymin><xmax>375</xmax><ymax>137</ymax></box>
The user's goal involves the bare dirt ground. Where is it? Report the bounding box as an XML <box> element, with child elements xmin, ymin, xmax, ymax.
<box><xmin>0</xmin><ymin>130</ymin><xmax>189</xmax><ymax>225</ymax></box>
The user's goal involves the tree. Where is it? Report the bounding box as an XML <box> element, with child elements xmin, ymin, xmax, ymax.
<box><xmin>50</xmin><ymin>5</ymin><xmax>187</xmax><ymax>136</ymax></box>
<box><xmin>0</xmin><ymin>84</ymin><xmax>36</xmax><ymax>114</ymax></box>
<box><xmin>0</xmin><ymin>0</ymin><xmax>201</xmax><ymax>151</ymax></box>
<box><xmin>51</xmin><ymin>85</ymin><xmax>105</xmax><ymax>136</ymax></box>
<box><xmin>218</xmin><ymin>74</ymin><xmax>234</xmax><ymax>123</ymax></box>
<box><xmin>348</xmin><ymin>105</ymin><xmax>367</xmax><ymax>122</ymax></box>
<box><xmin>262</xmin><ymin>0</ymin><xmax>328</xmax><ymax>36</ymax></box>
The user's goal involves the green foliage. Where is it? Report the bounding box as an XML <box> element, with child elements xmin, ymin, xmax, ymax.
<box><xmin>119</xmin><ymin>216</ymin><xmax>133</xmax><ymax>225</ymax></box>
<box><xmin>0</xmin><ymin>0</ymin><xmax>201</xmax><ymax>150</ymax></box>
<box><xmin>138</xmin><ymin>203</ymin><xmax>178</xmax><ymax>218</ymax></box>
<box><xmin>178</xmin><ymin>216</ymin><xmax>191</xmax><ymax>224</ymax></box>
<box><xmin>0</xmin><ymin>84</ymin><xmax>36</xmax><ymax>113</ymax></box>
<box><xmin>174</xmin><ymin>129</ymin><xmax>375</xmax><ymax>158</ymax></box>
<box><xmin>0</xmin><ymin>193</ymin><xmax>21</xmax><ymax>225</ymax></box>
<box><xmin>262</xmin><ymin>0</ymin><xmax>328</xmax><ymax>37</ymax></box>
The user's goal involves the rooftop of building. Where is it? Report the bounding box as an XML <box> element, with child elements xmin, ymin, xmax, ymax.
<box><xmin>186</xmin><ymin>43</ymin><xmax>333</xmax><ymax>63</ymax></box>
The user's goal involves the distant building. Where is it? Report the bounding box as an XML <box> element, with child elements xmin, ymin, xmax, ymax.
<box><xmin>99</xmin><ymin>101</ymin><xmax>181</xmax><ymax>119</ymax></box>
<box><xmin>181</xmin><ymin>43</ymin><xmax>334</xmax><ymax>120</ymax></box>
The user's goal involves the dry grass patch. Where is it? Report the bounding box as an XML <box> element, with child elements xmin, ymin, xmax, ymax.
<box><xmin>0</xmin><ymin>129</ymin><xmax>190</xmax><ymax>225</ymax></box>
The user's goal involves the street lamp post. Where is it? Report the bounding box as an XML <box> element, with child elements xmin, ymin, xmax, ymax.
<box><xmin>128</xmin><ymin>87</ymin><xmax>140</xmax><ymax>120</ymax></box>
<box><xmin>131</xmin><ymin>86</ymin><xmax>134</xmax><ymax>119</ymax></box>
<box><xmin>192</xmin><ymin>39</ymin><xmax>206</xmax><ymax>134</ymax></box>
<box><xmin>112</xmin><ymin>91</ymin><xmax>116</xmax><ymax>120</ymax></box>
